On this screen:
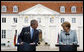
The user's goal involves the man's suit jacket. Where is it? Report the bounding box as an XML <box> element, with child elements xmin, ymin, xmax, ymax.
<box><xmin>17</xmin><ymin>26</ymin><xmax>39</xmax><ymax>51</ymax></box>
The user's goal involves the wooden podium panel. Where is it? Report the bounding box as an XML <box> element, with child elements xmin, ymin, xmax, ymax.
<box><xmin>56</xmin><ymin>44</ymin><xmax>79</xmax><ymax>51</ymax></box>
<box><xmin>16</xmin><ymin>42</ymin><xmax>36</xmax><ymax>51</ymax></box>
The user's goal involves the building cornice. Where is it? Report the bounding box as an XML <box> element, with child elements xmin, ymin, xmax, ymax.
<box><xmin>1</xmin><ymin>14</ymin><xmax>83</xmax><ymax>16</ymax></box>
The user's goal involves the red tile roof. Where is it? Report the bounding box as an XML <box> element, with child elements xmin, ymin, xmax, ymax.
<box><xmin>1</xmin><ymin>1</ymin><xmax>83</xmax><ymax>14</ymax></box>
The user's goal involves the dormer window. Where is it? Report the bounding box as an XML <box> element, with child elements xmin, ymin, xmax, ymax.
<box><xmin>71</xmin><ymin>6</ymin><xmax>76</xmax><ymax>13</ymax></box>
<box><xmin>60</xmin><ymin>6</ymin><xmax>65</xmax><ymax>13</ymax></box>
<box><xmin>13</xmin><ymin>5</ymin><xmax>18</xmax><ymax>12</ymax></box>
<box><xmin>2</xmin><ymin>5</ymin><xmax>7</xmax><ymax>12</ymax></box>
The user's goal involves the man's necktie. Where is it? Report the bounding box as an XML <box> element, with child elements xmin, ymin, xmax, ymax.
<box><xmin>31</xmin><ymin>29</ymin><xmax>34</xmax><ymax>39</ymax></box>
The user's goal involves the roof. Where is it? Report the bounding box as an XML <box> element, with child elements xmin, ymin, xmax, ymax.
<box><xmin>1</xmin><ymin>1</ymin><xmax>83</xmax><ymax>14</ymax></box>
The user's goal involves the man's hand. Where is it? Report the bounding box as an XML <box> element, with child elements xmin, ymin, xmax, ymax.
<box><xmin>20</xmin><ymin>42</ymin><xmax>24</xmax><ymax>45</ymax></box>
<box><xmin>30</xmin><ymin>42</ymin><xmax>35</xmax><ymax>45</ymax></box>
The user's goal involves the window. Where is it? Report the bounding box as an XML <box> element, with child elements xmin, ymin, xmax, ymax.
<box><xmin>60</xmin><ymin>6</ymin><xmax>65</xmax><ymax>13</ymax></box>
<box><xmin>71</xmin><ymin>6</ymin><xmax>76</xmax><ymax>13</ymax></box>
<box><xmin>13</xmin><ymin>18</ymin><xmax>17</xmax><ymax>23</ymax></box>
<box><xmin>1</xmin><ymin>30</ymin><xmax>6</xmax><ymax>38</ymax></box>
<box><xmin>72</xmin><ymin>18</ymin><xmax>76</xmax><ymax>23</ymax></box>
<box><xmin>13</xmin><ymin>5</ymin><xmax>18</xmax><ymax>12</ymax></box>
<box><xmin>24</xmin><ymin>17</ymin><xmax>28</xmax><ymax>23</ymax></box>
<box><xmin>37</xmin><ymin>18</ymin><xmax>41</xmax><ymax>23</ymax></box>
<box><xmin>61</xmin><ymin>18</ymin><xmax>65</xmax><ymax>23</ymax></box>
<box><xmin>50</xmin><ymin>18</ymin><xmax>54</xmax><ymax>23</ymax></box>
<box><xmin>2</xmin><ymin>5</ymin><xmax>7</xmax><ymax>12</ymax></box>
<box><xmin>2</xmin><ymin>18</ymin><xmax>6</xmax><ymax>23</ymax></box>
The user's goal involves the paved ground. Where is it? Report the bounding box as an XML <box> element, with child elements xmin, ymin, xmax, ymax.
<box><xmin>36</xmin><ymin>45</ymin><xmax>59</xmax><ymax>51</ymax></box>
<box><xmin>1</xmin><ymin>46</ymin><xmax>59</xmax><ymax>51</ymax></box>
<box><xmin>1</xmin><ymin>46</ymin><xmax>83</xmax><ymax>51</ymax></box>
<box><xmin>1</xmin><ymin>46</ymin><xmax>17</xmax><ymax>51</ymax></box>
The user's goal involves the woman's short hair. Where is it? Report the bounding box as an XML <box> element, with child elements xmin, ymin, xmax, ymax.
<box><xmin>61</xmin><ymin>21</ymin><xmax>71</xmax><ymax>29</ymax></box>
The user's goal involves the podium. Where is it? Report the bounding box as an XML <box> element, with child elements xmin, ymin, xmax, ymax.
<box><xmin>55</xmin><ymin>44</ymin><xmax>79</xmax><ymax>51</ymax></box>
<box><xmin>15</xmin><ymin>42</ymin><xmax>38</xmax><ymax>51</ymax></box>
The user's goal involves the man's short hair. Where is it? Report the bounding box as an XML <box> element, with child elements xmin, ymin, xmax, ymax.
<box><xmin>30</xmin><ymin>19</ymin><xmax>37</xmax><ymax>26</ymax></box>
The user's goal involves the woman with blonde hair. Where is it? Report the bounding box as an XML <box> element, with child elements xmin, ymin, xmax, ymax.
<box><xmin>59</xmin><ymin>21</ymin><xmax>78</xmax><ymax>51</ymax></box>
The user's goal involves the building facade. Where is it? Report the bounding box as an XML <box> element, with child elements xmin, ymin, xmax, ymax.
<box><xmin>1</xmin><ymin>1</ymin><xmax>83</xmax><ymax>50</ymax></box>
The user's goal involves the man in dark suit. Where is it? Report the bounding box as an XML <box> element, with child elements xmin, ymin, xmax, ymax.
<box><xmin>17</xmin><ymin>19</ymin><xmax>39</xmax><ymax>51</ymax></box>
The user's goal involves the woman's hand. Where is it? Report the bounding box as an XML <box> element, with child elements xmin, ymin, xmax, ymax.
<box><xmin>61</xmin><ymin>42</ymin><xmax>66</xmax><ymax>45</ymax></box>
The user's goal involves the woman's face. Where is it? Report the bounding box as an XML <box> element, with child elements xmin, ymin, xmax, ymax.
<box><xmin>62</xmin><ymin>26</ymin><xmax>69</xmax><ymax>32</ymax></box>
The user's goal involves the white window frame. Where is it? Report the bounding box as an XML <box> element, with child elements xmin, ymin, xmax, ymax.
<box><xmin>61</xmin><ymin>18</ymin><xmax>65</xmax><ymax>23</ymax></box>
<box><xmin>2</xmin><ymin>18</ymin><xmax>6</xmax><ymax>23</ymax></box>
<box><xmin>50</xmin><ymin>18</ymin><xmax>54</xmax><ymax>23</ymax></box>
<box><xmin>71</xmin><ymin>6</ymin><xmax>76</xmax><ymax>13</ymax></box>
<box><xmin>13</xmin><ymin>18</ymin><xmax>17</xmax><ymax>23</ymax></box>
<box><xmin>72</xmin><ymin>18</ymin><xmax>76</xmax><ymax>23</ymax></box>
<box><xmin>1</xmin><ymin>5</ymin><xmax>7</xmax><ymax>12</ymax></box>
<box><xmin>37</xmin><ymin>18</ymin><xmax>41</xmax><ymax>23</ymax></box>
<box><xmin>1</xmin><ymin>30</ymin><xmax>6</xmax><ymax>39</ymax></box>
<box><xmin>24</xmin><ymin>17</ymin><xmax>28</xmax><ymax>23</ymax></box>
<box><xmin>60</xmin><ymin>6</ymin><xmax>65</xmax><ymax>13</ymax></box>
<box><xmin>13</xmin><ymin>5</ymin><xmax>18</xmax><ymax>12</ymax></box>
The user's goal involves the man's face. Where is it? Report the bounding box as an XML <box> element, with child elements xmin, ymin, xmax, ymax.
<box><xmin>32</xmin><ymin>22</ymin><xmax>38</xmax><ymax>29</ymax></box>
